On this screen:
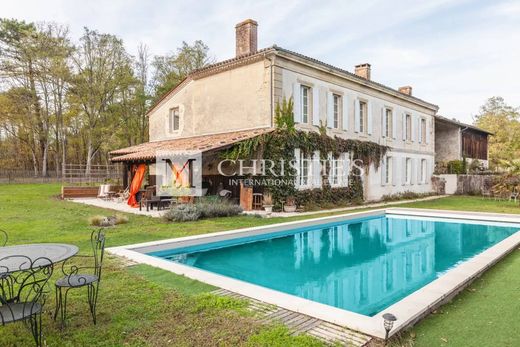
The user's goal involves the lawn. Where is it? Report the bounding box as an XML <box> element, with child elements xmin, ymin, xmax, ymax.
<box><xmin>0</xmin><ymin>184</ymin><xmax>518</xmax><ymax>346</ymax></box>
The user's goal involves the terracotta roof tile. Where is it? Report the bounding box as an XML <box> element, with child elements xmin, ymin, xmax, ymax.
<box><xmin>110</xmin><ymin>128</ymin><xmax>274</xmax><ymax>162</ymax></box>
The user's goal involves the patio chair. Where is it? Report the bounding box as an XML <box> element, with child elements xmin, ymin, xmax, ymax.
<box><xmin>509</xmin><ymin>189</ymin><xmax>519</xmax><ymax>203</ymax></box>
<box><xmin>0</xmin><ymin>228</ymin><xmax>7</xmax><ymax>247</ymax></box>
<box><xmin>0</xmin><ymin>256</ymin><xmax>54</xmax><ymax>347</ymax></box>
<box><xmin>97</xmin><ymin>184</ymin><xmax>110</xmax><ymax>200</ymax></box>
<box><xmin>54</xmin><ymin>230</ymin><xmax>105</xmax><ymax>327</ymax></box>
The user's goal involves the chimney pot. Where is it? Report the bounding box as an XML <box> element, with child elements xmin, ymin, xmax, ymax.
<box><xmin>398</xmin><ymin>86</ymin><xmax>413</xmax><ymax>96</ymax></box>
<box><xmin>235</xmin><ymin>19</ymin><xmax>258</xmax><ymax>57</ymax></box>
<box><xmin>354</xmin><ymin>63</ymin><xmax>371</xmax><ymax>80</ymax></box>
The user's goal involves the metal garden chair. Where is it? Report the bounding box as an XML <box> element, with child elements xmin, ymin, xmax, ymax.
<box><xmin>0</xmin><ymin>256</ymin><xmax>54</xmax><ymax>347</ymax></box>
<box><xmin>54</xmin><ymin>229</ymin><xmax>105</xmax><ymax>327</ymax></box>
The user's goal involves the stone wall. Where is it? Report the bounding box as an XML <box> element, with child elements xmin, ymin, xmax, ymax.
<box><xmin>456</xmin><ymin>174</ymin><xmax>496</xmax><ymax>195</ymax></box>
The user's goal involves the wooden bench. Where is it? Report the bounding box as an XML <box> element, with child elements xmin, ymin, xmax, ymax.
<box><xmin>61</xmin><ymin>186</ymin><xmax>100</xmax><ymax>199</ymax></box>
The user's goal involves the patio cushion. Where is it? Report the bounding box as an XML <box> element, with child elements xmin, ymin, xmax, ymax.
<box><xmin>0</xmin><ymin>302</ymin><xmax>42</xmax><ymax>324</ymax></box>
<box><xmin>56</xmin><ymin>274</ymin><xmax>98</xmax><ymax>288</ymax></box>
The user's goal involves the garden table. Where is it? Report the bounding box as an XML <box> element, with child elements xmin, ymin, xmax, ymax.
<box><xmin>0</xmin><ymin>243</ymin><xmax>78</xmax><ymax>274</ymax></box>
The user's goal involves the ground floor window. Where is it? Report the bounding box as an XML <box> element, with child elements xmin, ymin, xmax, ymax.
<box><xmin>385</xmin><ymin>156</ymin><xmax>392</xmax><ymax>185</ymax></box>
<box><xmin>405</xmin><ymin>158</ymin><xmax>412</xmax><ymax>184</ymax></box>
<box><xmin>299</xmin><ymin>151</ymin><xmax>312</xmax><ymax>187</ymax></box>
<box><xmin>328</xmin><ymin>153</ymin><xmax>340</xmax><ymax>186</ymax></box>
<box><xmin>421</xmin><ymin>159</ymin><xmax>427</xmax><ymax>183</ymax></box>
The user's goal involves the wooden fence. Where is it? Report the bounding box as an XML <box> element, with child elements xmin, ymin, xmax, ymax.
<box><xmin>0</xmin><ymin>164</ymin><xmax>122</xmax><ymax>185</ymax></box>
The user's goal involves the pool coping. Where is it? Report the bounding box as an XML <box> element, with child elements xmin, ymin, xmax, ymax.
<box><xmin>107</xmin><ymin>208</ymin><xmax>520</xmax><ymax>339</ymax></box>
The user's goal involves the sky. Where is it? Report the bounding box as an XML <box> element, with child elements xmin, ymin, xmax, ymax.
<box><xmin>2</xmin><ymin>0</ymin><xmax>520</xmax><ymax>124</ymax></box>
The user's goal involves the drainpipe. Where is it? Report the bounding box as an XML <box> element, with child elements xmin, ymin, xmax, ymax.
<box><xmin>265</xmin><ymin>53</ymin><xmax>275</xmax><ymax>128</ymax></box>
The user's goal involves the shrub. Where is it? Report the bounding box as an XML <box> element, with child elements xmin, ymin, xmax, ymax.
<box><xmin>89</xmin><ymin>214</ymin><xmax>129</xmax><ymax>227</ymax></box>
<box><xmin>381</xmin><ymin>191</ymin><xmax>435</xmax><ymax>202</ymax></box>
<box><xmin>163</xmin><ymin>204</ymin><xmax>201</xmax><ymax>222</ymax></box>
<box><xmin>163</xmin><ymin>200</ymin><xmax>243</xmax><ymax>222</ymax></box>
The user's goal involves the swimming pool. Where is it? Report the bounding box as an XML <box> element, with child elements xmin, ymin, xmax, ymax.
<box><xmin>149</xmin><ymin>214</ymin><xmax>518</xmax><ymax>316</ymax></box>
<box><xmin>108</xmin><ymin>208</ymin><xmax>520</xmax><ymax>338</ymax></box>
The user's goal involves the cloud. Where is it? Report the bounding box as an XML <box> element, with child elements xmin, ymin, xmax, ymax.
<box><xmin>2</xmin><ymin>0</ymin><xmax>519</xmax><ymax>123</ymax></box>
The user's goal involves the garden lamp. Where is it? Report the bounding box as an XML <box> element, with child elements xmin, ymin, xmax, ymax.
<box><xmin>382</xmin><ymin>312</ymin><xmax>397</xmax><ymax>342</ymax></box>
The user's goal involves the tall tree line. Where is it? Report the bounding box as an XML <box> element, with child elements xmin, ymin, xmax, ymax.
<box><xmin>0</xmin><ymin>18</ymin><xmax>212</xmax><ymax>176</ymax></box>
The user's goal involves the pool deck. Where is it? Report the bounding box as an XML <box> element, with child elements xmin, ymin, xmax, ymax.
<box><xmin>107</xmin><ymin>208</ymin><xmax>520</xmax><ymax>340</ymax></box>
<box><xmin>69</xmin><ymin>194</ymin><xmax>447</xmax><ymax>218</ymax></box>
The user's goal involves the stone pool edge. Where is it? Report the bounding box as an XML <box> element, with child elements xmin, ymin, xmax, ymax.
<box><xmin>107</xmin><ymin>208</ymin><xmax>520</xmax><ymax>340</ymax></box>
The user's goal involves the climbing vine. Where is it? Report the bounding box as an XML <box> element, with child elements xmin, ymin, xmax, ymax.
<box><xmin>222</xmin><ymin>98</ymin><xmax>388</xmax><ymax>210</ymax></box>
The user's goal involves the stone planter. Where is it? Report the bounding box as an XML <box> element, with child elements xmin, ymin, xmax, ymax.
<box><xmin>283</xmin><ymin>205</ymin><xmax>297</xmax><ymax>213</ymax></box>
<box><xmin>263</xmin><ymin>205</ymin><xmax>273</xmax><ymax>213</ymax></box>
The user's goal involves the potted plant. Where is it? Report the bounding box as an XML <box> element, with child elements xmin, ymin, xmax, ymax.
<box><xmin>283</xmin><ymin>196</ymin><xmax>297</xmax><ymax>213</ymax></box>
<box><xmin>263</xmin><ymin>192</ymin><xmax>273</xmax><ymax>213</ymax></box>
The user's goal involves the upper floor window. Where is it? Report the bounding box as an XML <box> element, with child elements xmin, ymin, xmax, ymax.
<box><xmin>385</xmin><ymin>108</ymin><xmax>393</xmax><ymax>138</ymax></box>
<box><xmin>405</xmin><ymin>114</ymin><xmax>412</xmax><ymax>141</ymax></box>
<box><xmin>359</xmin><ymin>100</ymin><xmax>367</xmax><ymax>133</ymax></box>
<box><xmin>333</xmin><ymin>94</ymin><xmax>341</xmax><ymax>129</ymax></box>
<box><xmin>169</xmin><ymin>107</ymin><xmax>180</xmax><ymax>133</ymax></box>
<box><xmin>420</xmin><ymin>118</ymin><xmax>426</xmax><ymax>143</ymax></box>
<box><xmin>301</xmin><ymin>85</ymin><xmax>310</xmax><ymax>124</ymax></box>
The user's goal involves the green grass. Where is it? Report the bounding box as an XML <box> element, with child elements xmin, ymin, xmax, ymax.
<box><xmin>0</xmin><ymin>184</ymin><xmax>519</xmax><ymax>346</ymax></box>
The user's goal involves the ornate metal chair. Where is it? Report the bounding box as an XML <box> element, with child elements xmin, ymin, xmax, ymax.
<box><xmin>0</xmin><ymin>256</ymin><xmax>54</xmax><ymax>347</ymax></box>
<box><xmin>54</xmin><ymin>229</ymin><xmax>105</xmax><ymax>326</ymax></box>
<box><xmin>0</xmin><ymin>228</ymin><xmax>7</xmax><ymax>247</ymax></box>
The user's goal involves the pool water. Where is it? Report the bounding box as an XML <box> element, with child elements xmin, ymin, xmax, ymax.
<box><xmin>150</xmin><ymin>215</ymin><xmax>519</xmax><ymax>316</ymax></box>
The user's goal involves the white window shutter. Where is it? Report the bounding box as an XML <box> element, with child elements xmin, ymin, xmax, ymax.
<box><xmin>327</xmin><ymin>92</ymin><xmax>334</xmax><ymax>128</ymax></box>
<box><xmin>402</xmin><ymin>113</ymin><xmax>407</xmax><ymax>141</ymax></box>
<box><xmin>425</xmin><ymin>119</ymin><xmax>430</xmax><ymax>144</ymax></box>
<box><xmin>415</xmin><ymin>116</ymin><xmax>420</xmax><ymax>142</ymax></box>
<box><xmin>392</xmin><ymin>156</ymin><xmax>398</xmax><ymax>186</ymax></box>
<box><xmin>312</xmin><ymin>151</ymin><xmax>321</xmax><ymax>187</ymax></box>
<box><xmin>342</xmin><ymin>96</ymin><xmax>349</xmax><ymax>131</ymax></box>
<box><xmin>381</xmin><ymin>107</ymin><xmax>387</xmax><ymax>138</ymax></box>
<box><xmin>312</xmin><ymin>88</ymin><xmax>320</xmax><ymax>126</ymax></box>
<box><xmin>367</xmin><ymin>101</ymin><xmax>373</xmax><ymax>135</ymax></box>
<box><xmin>411</xmin><ymin>115</ymin><xmax>416</xmax><ymax>142</ymax></box>
<box><xmin>392</xmin><ymin>109</ymin><xmax>397</xmax><ymax>139</ymax></box>
<box><xmin>381</xmin><ymin>157</ymin><xmax>386</xmax><ymax>186</ymax></box>
<box><xmin>294</xmin><ymin>148</ymin><xmax>301</xmax><ymax>187</ymax></box>
<box><xmin>418</xmin><ymin>118</ymin><xmax>423</xmax><ymax>143</ymax></box>
<box><xmin>354</xmin><ymin>100</ymin><xmax>360</xmax><ymax>132</ymax></box>
<box><xmin>293</xmin><ymin>83</ymin><xmax>301</xmax><ymax>123</ymax></box>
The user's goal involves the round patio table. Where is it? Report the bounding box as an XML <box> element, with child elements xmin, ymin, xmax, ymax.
<box><xmin>0</xmin><ymin>243</ymin><xmax>79</xmax><ymax>274</ymax></box>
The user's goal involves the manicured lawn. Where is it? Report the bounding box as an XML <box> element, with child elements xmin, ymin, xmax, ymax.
<box><xmin>0</xmin><ymin>184</ymin><xmax>518</xmax><ymax>346</ymax></box>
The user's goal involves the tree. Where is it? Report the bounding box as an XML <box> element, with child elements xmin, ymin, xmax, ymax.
<box><xmin>151</xmin><ymin>40</ymin><xmax>213</xmax><ymax>100</ymax></box>
<box><xmin>69</xmin><ymin>28</ymin><xmax>133</xmax><ymax>175</ymax></box>
<box><xmin>474</xmin><ymin>96</ymin><xmax>520</xmax><ymax>165</ymax></box>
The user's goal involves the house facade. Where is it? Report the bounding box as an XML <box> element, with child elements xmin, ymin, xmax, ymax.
<box><xmin>112</xmin><ymin>19</ymin><xmax>439</xmax><ymax>202</ymax></box>
<box><xmin>434</xmin><ymin>115</ymin><xmax>491</xmax><ymax>169</ymax></box>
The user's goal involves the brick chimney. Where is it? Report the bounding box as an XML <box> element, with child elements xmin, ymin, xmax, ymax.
<box><xmin>354</xmin><ymin>63</ymin><xmax>371</xmax><ymax>80</ymax></box>
<box><xmin>398</xmin><ymin>86</ymin><xmax>413</xmax><ymax>96</ymax></box>
<box><xmin>235</xmin><ymin>19</ymin><xmax>258</xmax><ymax>57</ymax></box>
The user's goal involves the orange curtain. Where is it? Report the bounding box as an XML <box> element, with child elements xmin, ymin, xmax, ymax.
<box><xmin>127</xmin><ymin>164</ymin><xmax>147</xmax><ymax>207</ymax></box>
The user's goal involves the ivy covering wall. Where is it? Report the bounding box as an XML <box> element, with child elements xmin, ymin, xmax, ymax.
<box><xmin>223</xmin><ymin>98</ymin><xmax>388</xmax><ymax>210</ymax></box>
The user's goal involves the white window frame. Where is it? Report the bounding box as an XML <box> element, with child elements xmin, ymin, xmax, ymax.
<box><xmin>299</xmin><ymin>151</ymin><xmax>312</xmax><ymax>188</ymax></box>
<box><xmin>328</xmin><ymin>152</ymin><xmax>340</xmax><ymax>187</ymax></box>
<box><xmin>421</xmin><ymin>159</ymin><xmax>427</xmax><ymax>183</ymax></box>
<box><xmin>168</xmin><ymin>107</ymin><xmax>180</xmax><ymax>133</ymax></box>
<box><xmin>420</xmin><ymin>118</ymin><xmax>426</xmax><ymax>144</ymax></box>
<box><xmin>359</xmin><ymin>100</ymin><xmax>367</xmax><ymax>133</ymax></box>
<box><xmin>333</xmin><ymin>94</ymin><xmax>341</xmax><ymax>129</ymax></box>
<box><xmin>385</xmin><ymin>156</ymin><xmax>392</xmax><ymax>185</ymax></box>
<box><xmin>405</xmin><ymin>114</ymin><xmax>412</xmax><ymax>141</ymax></box>
<box><xmin>385</xmin><ymin>108</ymin><xmax>393</xmax><ymax>138</ymax></box>
<box><xmin>301</xmin><ymin>85</ymin><xmax>310</xmax><ymax>124</ymax></box>
<box><xmin>405</xmin><ymin>158</ymin><xmax>412</xmax><ymax>184</ymax></box>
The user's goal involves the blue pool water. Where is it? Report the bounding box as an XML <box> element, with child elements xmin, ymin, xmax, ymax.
<box><xmin>150</xmin><ymin>215</ymin><xmax>519</xmax><ymax>316</ymax></box>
